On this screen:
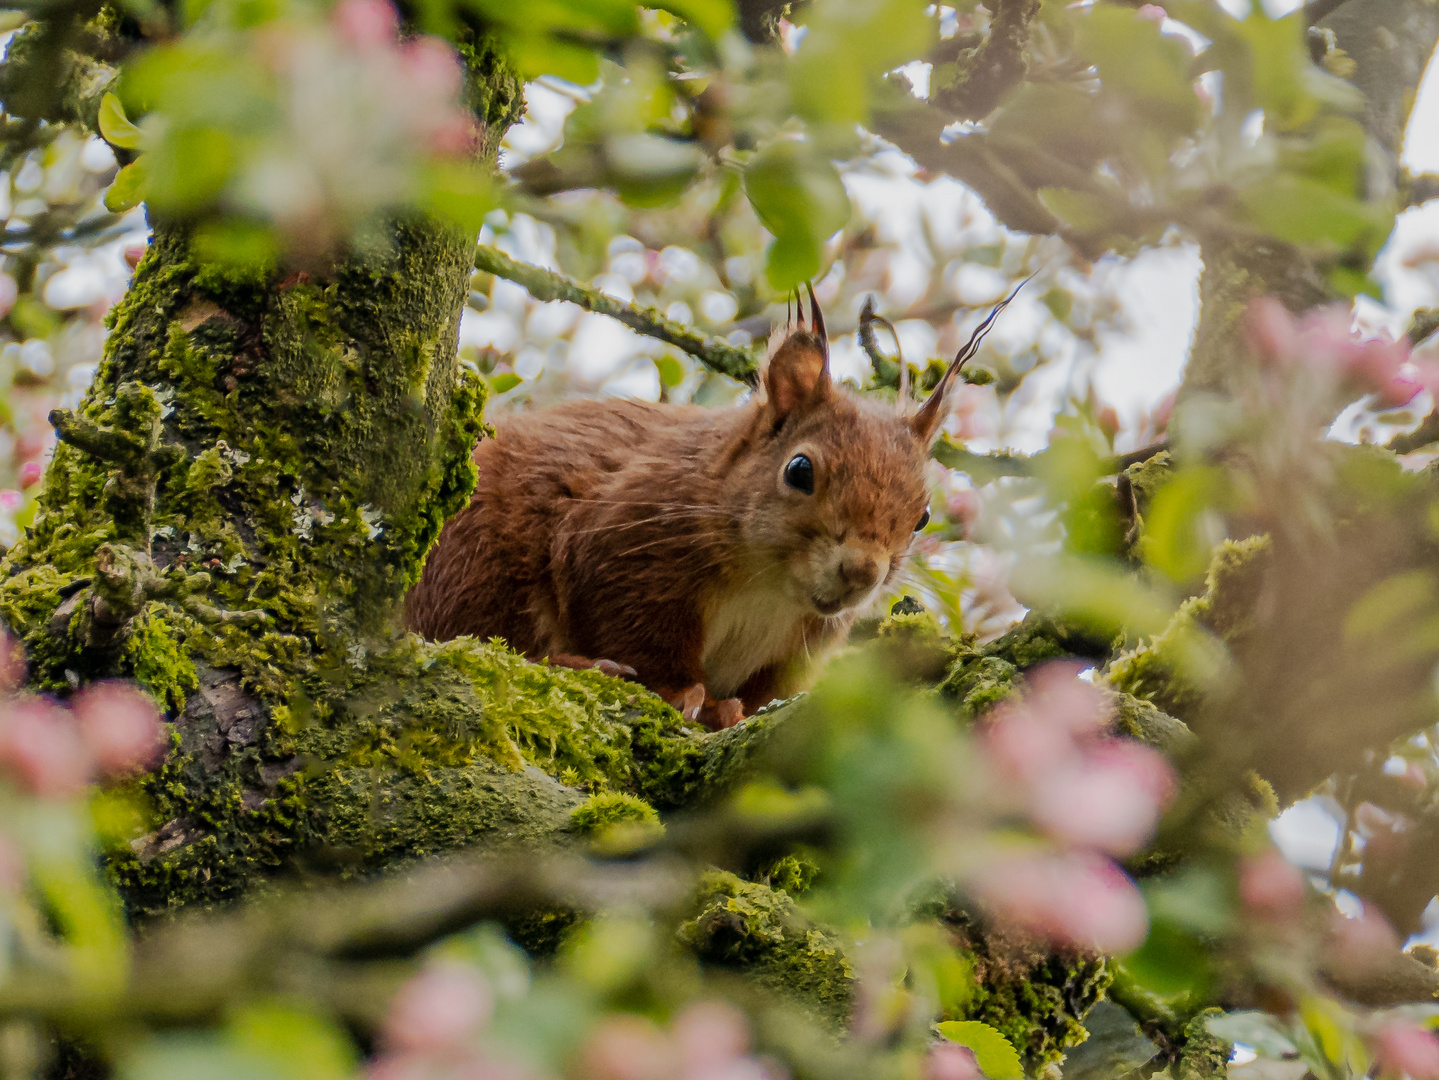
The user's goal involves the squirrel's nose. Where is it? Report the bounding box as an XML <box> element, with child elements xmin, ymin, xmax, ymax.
<box><xmin>838</xmin><ymin>551</ymin><xmax>882</xmax><ymax>593</ymax></box>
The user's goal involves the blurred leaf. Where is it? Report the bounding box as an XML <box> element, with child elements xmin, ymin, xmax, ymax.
<box><xmin>1041</xmin><ymin>287</ymin><xmax>1073</xmax><ymax>321</ymax></box>
<box><xmin>229</xmin><ymin>1002</ymin><xmax>355</xmax><ymax>1080</ymax></box>
<box><xmin>489</xmin><ymin>372</ymin><xmax>523</xmax><ymax>394</ymax></box>
<box><xmin>1061</xmin><ymin>1000</ymin><xmax>1161</xmax><ymax>1080</ymax></box>
<box><xmin>1141</xmin><ymin>466</ymin><xmax>1229</xmax><ymax>583</ymax></box>
<box><xmin>1119</xmin><ymin>920</ymin><xmax>1209</xmax><ymax>996</ymax></box>
<box><xmin>965</xmin><ymin>244</ymin><xmax>1004</xmax><ymax>267</ymax></box>
<box><xmin>935</xmin><ymin>1020</ymin><xmax>1024</xmax><ymax>1080</ymax></box>
<box><xmin>1236</xmin><ymin>173</ymin><xmax>1387</xmax><ymax>250</ymax></box>
<box><xmin>1206</xmin><ymin>1012</ymin><xmax>1300</xmax><ymax>1059</ymax></box>
<box><xmin>652</xmin><ymin>0</ymin><xmax>734</xmax><ymax>39</ymax></box>
<box><xmin>104</xmin><ymin>158</ymin><xmax>148</xmax><ymax>213</ymax></box>
<box><xmin>788</xmin><ymin>0</ymin><xmax>933</xmax><ymax>125</ymax></box>
<box><xmin>119</xmin><ymin>1034</ymin><xmax>275</xmax><ymax>1080</ymax></box>
<box><xmin>143</xmin><ymin>126</ymin><xmax>235</xmax><ymax>213</ymax></box>
<box><xmin>656</xmin><ymin>355</ymin><xmax>685</xmax><ymax>387</ymax></box>
<box><xmin>191</xmin><ymin>220</ymin><xmax>278</xmax><ymax>270</ymax></box>
<box><xmin>1142</xmin><ymin>865</ymin><xmax>1234</xmax><ymax>935</ymax></box>
<box><xmin>1037</xmin><ymin>187</ymin><xmax>1125</xmax><ymax>238</ymax></box>
<box><xmin>1010</xmin><ymin>552</ymin><xmax>1175</xmax><ymax>638</ymax></box>
<box><xmin>744</xmin><ymin>140</ymin><xmax>851</xmax><ymax>290</ymax></box>
<box><xmin>99</xmin><ymin>93</ymin><xmax>144</xmax><ymax>151</ymax></box>
<box><xmin>1075</xmin><ymin>6</ymin><xmax>1200</xmax><ymax>134</ymax></box>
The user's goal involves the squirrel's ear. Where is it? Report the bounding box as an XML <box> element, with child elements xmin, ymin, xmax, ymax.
<box><xmin>763</xmin><ymin>283</ymin><xmax>830</xmax><ymax>421</ymax></box>
<box><xmin>910</xmin><ymin>274</ymin><xmax>1033</xmax><ymax>444</ymax></box>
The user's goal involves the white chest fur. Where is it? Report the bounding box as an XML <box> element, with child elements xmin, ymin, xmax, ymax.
<box><xmin>700</xmin><ymin>580</ymin><xmax>808</xmax><ymax>699</ymax></box>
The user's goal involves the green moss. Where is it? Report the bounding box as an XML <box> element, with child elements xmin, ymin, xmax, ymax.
<box><xmin>1106</xmin><ymin>535</ymin><xmax>1272</xmax><ymax>721</ymax></box>
<box><xmin>1176</xmin><ymin>1008</ymin><xmax>1230</xmax><ymax>1080</ymax></box>
<box><xmin>570</xmin><ymin>792</ymin><xmax>661</xmax><ymax>834</ymax></box>
<box><xmin>122</xmin><ymin>603</ymin><xmax>200</xmax><ymax>713</ymax></box>
<box><xmin>940</xmin><ymin>615</ymin><xmax>1103</xmax><ymax>719</ymax></box>
<box><xmin>753</xmin><ymin>851</ymin><xmax>820</xmax><ymax>895</ymax></box>
<box><xmin>678</xmin><ymin>870</ymin><xmax>852</xmax><ymax>1024</ymax></box>
<box><xmin>953</xmin><ymin>930</ymin><xmax>1111</xmax><ymax>1078</ymax></box>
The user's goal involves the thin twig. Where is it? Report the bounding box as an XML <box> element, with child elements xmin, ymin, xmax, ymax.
<box><xmin>473</xmin><ymin>244</ymin><xmax>760</xmax><ymax>385</ymax></box>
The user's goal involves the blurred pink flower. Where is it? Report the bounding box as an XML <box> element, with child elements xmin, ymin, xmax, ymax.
<box><xmin>1237</xmin><ymin>849</ymin><xmax>1306</xmax><ymax>918</ymax></box>
<box><xmin>1029</xmin><ymin>740</ymin><xmax>1175</xmax><ymax>857</ymax></box>
<box><xmin>123</xmin><ymin>245</ymin><xmax>146</xmax><ymax>271</ymax></box>
<box><xmin>331</xmin><ymin>0</ymin><xmax>399</xmax><ymax>49</ymax></box>
<box><xmin>982</xmin><ymin>662</ymin><xmax>1109</xmax><ymax>788</ymax></box>
<box><xmin>970</xmin><ymin>850</ymin><xmax>1149</xmax><ymax>954</ymax></box>
<box><xmin>925</xmin><ymin>1042</ymin><xmax>981</xmax><ymax>1080</ymax></box>
<box><xmin>1150</xmin><ymin>389</ymin><xmax>1176</xmax><ymax>435</ymax></box>
<box><xmin>71</xmin><ymin>682</ymin><xmax>166</xmax><ymax>778</ymax></box>
<box><xmin>0</xmin><ymin>697</ymin><xmax>91</xmax><ymax>798</ymax></box>
<box><xmin>1325</xmin><ymin>901</ymin><xmax>1400</xmax><ymax>974</ymax></box>
<box><xmin>1247</xmin><ymin>297</ymin><xmax>1302</xmax><ymax>366</ymax></box>
<box><xmin>382</xmin><ymin>962</ymin><xmax>495</xmax><ymax>1055</ymax></box>
<box><xmin>1246</xmin><ymin>297</ymin><xmax>1421</xmax><ymax>406</ymax></box>
<box><xmin>673</xmin><ymin>1001</ymin><xmax>751</xmax><ymax>1075</ymax></box>
<box><xmin>945</xmin><ymin>488</ymin><xmax>981</xmax><ymax>536</ymax></box>
<box><xmin>1135</xmin><ymin>3</ymin><xmax>1167</xmax><ymax>20</ymax></box>
<box><xmin>580</xmin><ymin>1015</ymin><xmax>676</xmax><ymax>1080</ymax></box>
<box><xmin>0</xmin><ymin>490</ymin><xmax>21</xmax><ymax>513</ymax></box>
<box><xmin>1374</xmin><ymin>1022</ymin><xmax>1439</xmax><ymax>1080</ymax></box>
<box><xmin>427</xmin><ymin>114</ymin><xmax>478</xmax><ymax>158</ymax></box>
<box><xmin>18</xmin><ymin>461</ymin><xmax>42</xmax><ymax>490</ymax></box>
<box><xmin>1095</xmin><ymin>404</ymin><xmax>1120</xmax><ymax>442</ymax></box>
<box><xmin>400</xmin><ymin>37</ymin><xmax>464</xmax><ymax>103</ymax></box>
<box><xmin>0</xmin><ymin>273</ymin><xmax>16</xmax><ymax>320</ymax></box>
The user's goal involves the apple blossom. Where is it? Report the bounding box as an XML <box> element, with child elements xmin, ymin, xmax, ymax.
<box><xmin>71</xmin><ymin>681</ymin><xmax>165</xmax><ymax>777</ymax></box>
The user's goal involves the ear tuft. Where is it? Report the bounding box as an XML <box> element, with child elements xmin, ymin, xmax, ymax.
<box><xmin>910</xmin><ymin>274</ymin><xmax>1032</xmax><ymax>444</ymax></box>
<box><xmin>763</xmin><ymin>284</ymin><xmax>831</xmax><ymax>422</ymax></box>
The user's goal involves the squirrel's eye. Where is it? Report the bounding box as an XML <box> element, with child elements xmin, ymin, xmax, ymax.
<box><xmin>914</xmin><ymin>508</ymin><xmax>930</xmax><ymax>532</ymax></box>
<box><xmin>784</xmin><ymin>454</ymin><xmax>815</xmax><ymax>495</ymax></box>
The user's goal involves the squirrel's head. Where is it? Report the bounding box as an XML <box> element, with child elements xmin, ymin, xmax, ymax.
<box><xmin>729</xmin><ymin>284</ymin><xmax>1010</xmax><ymax>619</ymax></box>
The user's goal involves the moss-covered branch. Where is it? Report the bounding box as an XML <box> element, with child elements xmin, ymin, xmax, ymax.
<box><xmin>473</xmin><ymin>243</ymin><xmax>760</xmax><ymax>385</ymax></box>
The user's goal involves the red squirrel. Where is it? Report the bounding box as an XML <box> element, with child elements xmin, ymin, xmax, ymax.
<box><xmin>405</xmin><ymin>286</ymin><xmax>1020</xmax><ymax>728</ymax></box>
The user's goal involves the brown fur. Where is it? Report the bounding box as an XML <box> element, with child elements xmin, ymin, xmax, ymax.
<box><xmin>406</xmin><ymin>306</ymin><xmax>959</xmax><ymax>720</ymax></box>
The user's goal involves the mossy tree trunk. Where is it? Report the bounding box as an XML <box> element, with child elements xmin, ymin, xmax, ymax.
<box><xmin>0</xmin><ymin>40</ymin><xmax>756</xmax><ymax>916</ymax></box>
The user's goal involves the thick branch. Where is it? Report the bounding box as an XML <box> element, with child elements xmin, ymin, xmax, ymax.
<box><xmin>473</xmin><ymin>244</ymin><xmax>760</xmax><ymax>385</ymax></box>
<box><xmin>1404</xmin><ymin>173</ymin><xmax>1439</xmax><ymax>208</ymax></box>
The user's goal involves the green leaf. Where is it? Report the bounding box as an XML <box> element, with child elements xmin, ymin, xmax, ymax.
<box><xmin>787</xmin><ymin>0</ymin><xmax>933</xmax><ymax>125</ymax></box>
<box><xmin>1075</xmin><ymin>6</ymin><xmax>1200</xmax><ymax>134</ymax></box>
<box><xmin>104</xmin><ymin>157</ymin><xmax>148</xmax><ymax>212</ymax></box>
<box><xmin>1140</xmin><ymin>466</ymin><xmax>1228</xmax><ymax>583</ymax></box>
<box><xmin>489</xmin><ymin>372</ymin><xmax>523</xmax><ymax>394</ymax></box>
<box><xmin>1236</xmin><ymin>173</ymin><xmax>1389</xmax><ymax>250</ymax></box>
<box><xmin>1037</xmin><ymin>187</ymin><xmax>1124</xmax><ymax>238</ymax></box>
<box><xmin>653</xmin><ymin>0</ymin><xmax>734</xmax><ymax>39</ymax></box>
<box><xmin>1041</xmin><ymin>287</ymin><xmax>1073</xmax><ymax>321</ymax></box>
<box><xmin>656</xmin><ymin>355</ymin><xmax>685</xmax><ymax>387</ymax></box>
<box><xmin>98</xmin><ymin>91</ymin><xmax>144</xmax><ymax>150</ymax></box>
<box><xmin>1205</xmin><ymin>1012</ymin><xmax>1299</xmax><ymax>1059</ymax></box>
<box><xmin>935</xmin><ymin>1021</ymin><xmax>1024</xmax><ymax>1080</ymax></box>
<box><xmin>744</xmin><ymin>139</ymin><xmax>851</xmax><ymax>291</ymax></box>
<box><xmin>229</xmin><ymin>1002</ymin><xmax>355</xmax><ymax>1080</ymax></box>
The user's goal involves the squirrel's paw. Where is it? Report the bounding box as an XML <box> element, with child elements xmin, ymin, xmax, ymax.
<box><xmin>667</xmin><ymin>683</ymin><xmax>707</xmax><ymax>723</ymax></box>
<box><xmin>702</xmin><ymin>697</ymin><xmax>745</xmax><ymax>730</ymax></box>
<box><xmin>546</xmin><ymin>653</ymin><xmax>639</xmax><ymax>679</ymax></box>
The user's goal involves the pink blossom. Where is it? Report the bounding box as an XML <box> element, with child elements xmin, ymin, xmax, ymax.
<box><xmin>1246</xmin><ymin>297</ymin><xmax>1302</xmax><ymax>366</ymax></box>
<box><xmin>945</xmin><ymin>488</ymin><xmax>981</xmax><ymax>532</ymax></box>
<box><xmin>1238</xmin><ymin>849</ymin><xmax>1306</xmax><ymax>918</ymax></box>
<box><xmin>123</xmin><ymin>246</ymin><xmax>146</xmax><ymax>271</ymax></box>
<box><xmin>1095</xmin><ymin>405</ymin><xmax>1120</xmax><ymax>441</ymax></box>
<box><xmin>673</xmin><ymin>1001</ymin><xmax>750</xmax><ymax>1074</ymax></box>
<box><xmin>400</xmin><ymin>38</ymin><xmax>464</xmax><ymax>104</ymax></box>
<box><xmin>331</xmin><ymin>0</ymin><xmax>398</xmax><ymax>49</ymax></box>
<box><xmin>1029</xmin><ymin>740</ymin><xmax>1175</xmax><ymax>857</ymax></box>
<box><xmin>580</xmin><ymin>1015</ymin><xmax>676</xmax><ymax>1080</ymax></box>
<box><xmin>70</xmin><ymin>682</ymin><xmax>165</xmax><ymax>778</ymax></box>
<box><xmin>926</xmin><ymin>1043</ymin><xmax>981</xmax><ymax>1080</ymax></box>
<box><xmin>0</xmin><ymin>274</ymin><xmax>16</xmax><ymax>320</ymax></box>
<box><xmin>970</xmin><ymin>850</ymin><xmax>1149</xmax><ymax>953</ymax></box>
<box><xmin>982</xmin><ymin>662</ymin><xmax>1110</xmax><ymax>788</ymax></box>
<box><xmin>18</xmin><ymin>461</ymin><xmax>42</xmax><ymax>490</ymax></box>
<box><xmin>381</xmin><ymin>962</ymin><xmax>494</xmax><ymax>1055</ymax></box>
<box><xmin>1325</xmin><ymin>902</ymin><xmax>1400</xmax><ymax>973</ymax></box>
<box><xmin>1150</xmin><ymin>390</ymin><xmax>1176</xmax><ymax>435</ymax></box>
<box><xmin>0</xmin><ymin>697</ymin><xmax>91</xmax><ymax>798</ymax></box>
<box><xmin>427</xmin><ymin>114</ymin><xmax>477</xmax><ymax>158</ymax></box>
<box><xmin>0</xmin><ymin>490</ymin><xmax>21</xmax><ymax>513</ymax></box>
<box><xmin>1376</xmin><ymin>371</ymin><xmax>1424</xmax><ymax>409</ymax></box>
<box><xmin>1135</xmin><ymin>3</ymin><xmax>1167</xmax><ymax>20</ymax></box>
<box><xmin>1374</xmin><ymin>1022</ymin><xmax>1439</xmax><ymax>1080</ymax></box>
